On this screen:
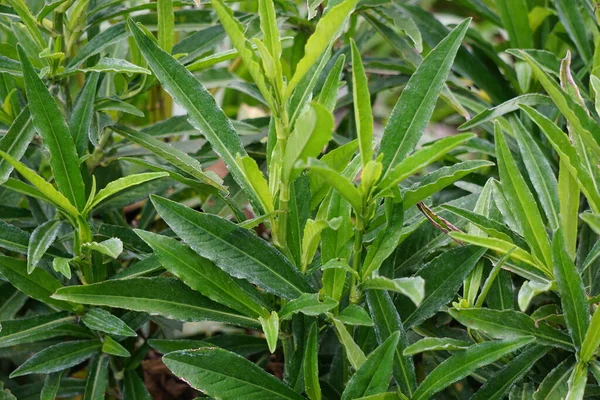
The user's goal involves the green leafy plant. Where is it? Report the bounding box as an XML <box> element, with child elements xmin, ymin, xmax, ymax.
<box><xmin>1</xmin><ymin>0</ymin><xmax>600</xmax><ymax>399</ymax></box>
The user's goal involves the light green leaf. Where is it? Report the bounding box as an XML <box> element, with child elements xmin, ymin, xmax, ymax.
<box><xmin>0</xmin><ymin>108</ymin><xmax>35</xmax><ymax>185</ymax></box>
<box><xmin>518</xmin><ymin>280</ymin><xmax>553</xmax><ymax>312</ymax></box>
<box><xmin>80</xmin><ymin>58</ymin><xmax>151</xmax><ymax>75</ymax></box>
<box><xmin>411</xmin><ymin>337</ymin><xmax>534</xmax><ymax>400</ymax></box>
<box><xmin>102</xmin><ymin>336</ymin><xmax>130</xmax><ymax>357</ymax></box>
<box><xmin>304</xmin><ymin>158</ymin><xmax>362</xmax><ymax>213</ymax></box>
<box><xmin>279</xmin><ymin>293</ymin><xmax>338</xmax><ymax>320</ymax></box>
<box><xmin>236</xmin><ymin>155</ymin><xmax>274</xmax><ymax>213</ymax></box>
<box><xmin>83</xmin><ymin>238</ymin><xmax>123</xmax><ymax>259</ymax></box>
<box><xmin>333</xmin><ymin>318</ymin><xmax>367</xmax><ymax>370</ymax></box>
<box><xmin>163</xmin><ymin>348</ymin><xmax>305</xmax><ymax>400</ymax></box>
<box><xmin>157</xmin><ymin>0</ymin><xmax>174</xmax><ymax>52</ymax></box>
<box><xmin>338</xmin><ymin>304</ymin><xmax>373</xmax><ymax>326</ymax></box>
<box><xmin>350</xmin><ymin>40</ymin><xmax>373</xmax><ymax>166</ymax></box>
<box><xmin>566</xmin><ymin>361</ymin><xmax>587</xmax><ymax>400</ymax></box>
<box><xmin>285</xmin><ymin>0</ymin><xmax>358</xmax><ymax>98</ymax></box>
<box><xmin>52</xmin><ymin>257</ymin><xmax>72</xmax><ymax>279</ymax></box>
<box><xmin>0</xmin><ymin>150</ymin><xmax>79</xmax><ymax>218</ymax></box>
<box><xmin>53</xmin><ymin>277</ymin><xmax>259</xmax><ymax>327</ymax></box>
<box><xmin>361</xmin><ymin>277</ymin><xmax>425</xmax><ymax>307</ymax></box>
<box><xmin>27</xmin><ymin>220</ymin><xmax>62</xmax><ymax>273</ymax></box>
<box><xmin>258</xmin><ymin>311</ymin><xmax>279</xmax><ymax>353</ymax></box>
<box><xmin>86</xmin><ymin>172</ymin><xmax>168</xmax><ymax>213</ymax></box>
<box><xmin>403</xmin><ymin>337</ymin><xmax>470</xmax><ymax>356</ymax></box>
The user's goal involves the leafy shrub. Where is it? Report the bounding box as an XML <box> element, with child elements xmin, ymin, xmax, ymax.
<box><xmin>0</xmin><ymin>0</ymin><xmax>599</xmax><ymax>399</ymax></box>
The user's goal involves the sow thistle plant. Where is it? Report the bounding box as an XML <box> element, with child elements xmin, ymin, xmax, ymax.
<box><xmin>1</xmin><ymin>0</ymin><xmax>600</xmax><ymax>398</ymax></box>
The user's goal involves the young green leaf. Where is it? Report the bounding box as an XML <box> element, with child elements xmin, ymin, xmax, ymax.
<box><xmin>361</xmin><ymin>277</ymin><xmax>425</xmax><ymax>307</ymax></box>
<box><xmin>80</xmin><ymin>58</ymin><xmax>151</xmax><ymax>75</ymax></box>
<box><xmin>278</xmin><ymin>293</ymin><xmax>338</xmax><ymax>320</ymax></box>
<box><xmin>304</xmin><ymin>158</ymin><xmax>362</xmax><ymax>213</ymax></box>
<box><xmin>285</xmin><ymin>0</ymin><xmax>358</xmax><ymax>98</ymax></box>
<box><xmin>163</xmin><ymin>348</ymin><xmax>305</xmax><ymax>400</ymax></box>
<box><xmin>10</xmin><ymin>340</ymin><xmax>102</xmax><ymax>377</ymax></box>
<box><xmin>18</xmin><ymin>46</ymin><xmax>86</xmax><ymax>210</ymax></box>
<box><xmin>333</xmin><ymin>318</ymin><xmax>367</xmax><ymax>370</ymax></box>
<box><xmin>350</xmin><ymin>40</ymin><xmax>373</xmax><ymax>166</ymax></box>
<box><xmin>102</xmin><ymin>336</ymin><xmax>130</xmax><ymax>357</ymax></box>
<box><xmin>411</xmin><ymin>337</ymin><xmax>534</xmax><ymax>400</ymax></box>
<box><xmin>150</xmin><ymin>195</ymin><xmax>314</xmax><ymax>300</ymax></box>
<box><xmin>157</xmin><ymin>0</ymin><xmax>174</xmax><ymax>52</ymax></box>
<box><xmin>259</xmin><ymin>311</ymin><xmax>279</xmax><ymax>353</ymax></box>
<box><xmin>68</xmin><ymin>73</ymin><xmax>99</xmax><ymax>157</ymax></box>
<box><xmin>341</xmin><ymin>332</ymin><xmax>400</xmax><ymax>400</ymax></box>
<box><xmin>379</xmin><ymin>18</ymin><xmax>470</xmax><ymax>176</ymax></box>
<box><xmin>403</xmin><ymin>337</ymin><xmax>470</xmax><ymax>356</ymax></box>
<box><xmin>27</xmin><ymin>220</ymin><xmax>62</xmax><ymax>273</ymax></box>
<box><xmin>82</xmin><ymin>238</ymin><xmax>123</xmax><ymax>259</ymax></box>
<box><xmin>0</xmin><ymin>108</ymin><xmax>35</xmax><ymax>184</ymax></box>
<box><xmin>52</xmin><ymin>277</ymin><xmax>259</xmax><ymax>328</ymax></box>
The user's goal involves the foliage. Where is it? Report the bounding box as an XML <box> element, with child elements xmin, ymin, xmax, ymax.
<box><xmin>0</xmin><ymin>0</ymin><xmax>599</xmax><ymax>399</ymax></box>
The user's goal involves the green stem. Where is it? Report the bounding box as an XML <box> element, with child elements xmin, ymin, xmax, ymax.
<box><xmin>350</xmin><ymin>221</ymin><xmax>364</xmax><ymax>303</ymax></box>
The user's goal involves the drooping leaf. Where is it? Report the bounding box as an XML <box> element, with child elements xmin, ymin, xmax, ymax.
<box><xmin>163</xmin><ymin>348</ymin><xmax>305</xmax><ymax>400</ymax></box>
<box><xmin>411</xmin><ymin>337</ymin><xmax>534</xmax><ymax>400</ymax></box>
<box><xmin>150</xmin><ymin>195</ymin><xmax>313</xmax><ymax>300</ymax></box>
<box><xmin>10</xmin><ymin>340</ymin><xmax>102</xmax><ymax>377</ymax></box>
<box><xmin>52</xmin><ymin>277</ymin><xmax>259</xmax><ymax>328</ymax></box>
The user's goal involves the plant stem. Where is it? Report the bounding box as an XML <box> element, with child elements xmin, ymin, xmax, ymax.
<box><xmin>350</xmin><ymin>221</ymin><xmax>364</xmax><ymax>303</ymax></box>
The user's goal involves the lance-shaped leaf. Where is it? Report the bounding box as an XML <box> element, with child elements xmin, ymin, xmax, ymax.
<box><xmin>520</xmin><ymin>104</ymin><xmax>600</xmax><ymax>213</ymax></box>
<box><xmin>282</xmin><ymin>102</ymin><xmax>334</xmax><ymax>183</ymax></box>
<box><xmin>350</xmin><ymin>40</ymin><xmax>373</xmax><ymax>166</ymax></box>
<box><xmin>405</xmin><ymin>246</ymin><xmax>486</xmax><ymax>328</ymax></box>
<box><xmin>80</xmin><ymin>58</ymin><xmax>151</xmax><ymax>75</ymax></box>
<box><xmin>449</xmin><ymin>308</ymin><xmax>573</xmax><ymax>350</ymax></box>
<box><xmin>341</xmin><ymin>332</ymin><xmax>400</xmax><ymax>400</ymax></box>
<box><xmin>136</xmin><ymin>230</ymin><xmax>269</xmax><ymax>318</ymax></box>
<box><xmin>303</xmin><ymin>323</ymin><xmax>321</xmax><ymax>400</ymax></box>
<box><xmin>495</xmin><ymin>123</ymin><xmax>552</xmax><ymax>269</ymax></box>
<box><xmin>163</xmin><ymin>348</ymin><xmax>305</xmax><ymax>400</ymax></box>
<box><xmin>511</xmin><ymin>117</ymin><xmax>560</xmax><ymax>230</ymax></box>
<box><xmin>533</xmin><ymin>357</ymin><xmax>573</xmax><ymax>400</ymax></box>
<box><xmin>362</xmin><ymin>277</ymin><xmax>424</xmax><ymax>307</ymax></box>
<box><xmin>0</xmin><ymin>107</ymin><xmax>35</xmax><ymax>184</ymax></box>
<box><xmin>496</xmin><ymin>0</ymin><xmax>532</xmax><ymax>48</ymax></box>
<box><xmin>113</xmin><ymin>125</ymin><xmax>225</xmax><ymax>192</ymax></box>
<box><xmin>0</xmin><ymin>255</ymin><xmax>80</xmax><ymax>312</ymax></box>
<box><xmin>85</xmin><ymin>172</ymin><xmax>168</xmax><ymax>213</ymax></box>
<box><xmin>552</xmin><ymin>230</ymin><xmax>589</xmax><ymax>351</ymax></box>
<box><xmin>279</xmin><ymin>293</ymin><xmax>337</xmax><ymax>320</ymax></box>
<box><xmin>379</xmin><ymin>18</ymin><xmax>470</xmax><ymax>176</ymax></box>
<box><xmin>402</xmin><ymin>160</ymin><xmax>493</xmax><ymax>208</ymax></box>
<box><xmin>10</xmin><ymin>340</ymin><xmax>102</xmax><ymax>377</ymax></box>
<box><xmin>82</xmin><ymin>355</ymin><xmax>109</xmax><ymax>400</ymax></box>
<box><xmin>52</xmin><ymin>277</ymin><xmax>259</xmax><ymax>328</ymax></box>
<box><xmin>581</xmin><ymin>304</ymin><xmax>600</xmax><ymax>362</ymax></box>
<box><xmin>27</xmin><ymin>220</ymin><xmax>62</xmax><ymax>273</ymax></box>
<box><xmin>82</xmin><ymin>238</ymin><xmax>123</xmax><ymax>259</ymax></box>
<box><xmin>366</xmin><ymin>290</ymin><xmax>416</xmax><ymax>397</ymax></box>
<box><xmin>403</xmin><ymin>337</ymin><xmax>471</xmax><ymax>356</ymax></box>
<box><xmin>68</xmin><ymin>72</ymin><xmax>99</xmax><ymax>157</ymax></box>
<box><xmin>554</xmin><ymin>0</ymin><xmax>592</xmax><ymax>63</ymax></box>
<box><xmin>123</xmin><ymin>370</ymin><xmax>152</xmax><ymax>400</ymax></box>
<box><xmin>411</xmin><ymin>337</ymin><xmax>534</xmax><ymax>400</ymax></box>
<box><xmin>285</xmin><ymin>0</ymin><xmax>358</xmax><ymax>98</ymax></box>
<box><xmin>18</xmin><ymin>46</ymin><xmax>86</xmax><ymax>210</ymax></box>
<box><xmin>151</xmin><ymin>195</ymin><xmax>313</xmax><ymax>300</ymax></box>
<box><xmin>333</xmin><ymin>318</ymin><xmax>367</xmax><ymax>369</ymax></box>
<box><xmin>236</xmin><ymin>155</ymin><xmax>274</xmax><ymax>214</ymax></box>
<box><xmin>81</xmin><ymin>308</ymin><xmax>137</xmax><ymax>338</ymax></box>
<box><xmin>0</xmin><ymin>151</ymin><xmax>79</xmax><ymax>217</ymax></box>
<box><xmin>304</xmin><ymin>158</ymin><xmax>362</xmax><ymax>213</ymax></box>
<box><xmin>375</xmin><ymin>133</ymin><xmax>475</xmax><ymax>196</ymax></box>
<box><xmin>471</xmin><ymin>345</ymin><xmax>549</xmax><ymax>400</ymax></box>
<box><xmin>0</xmin><ymin>312</ymin><xmax>77</xmax><ymax>348</ymax></box>
<box><xmin>126</xmin><ymin>20</ymin><xmax>263</xmax><ymax>212</ymax></box>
